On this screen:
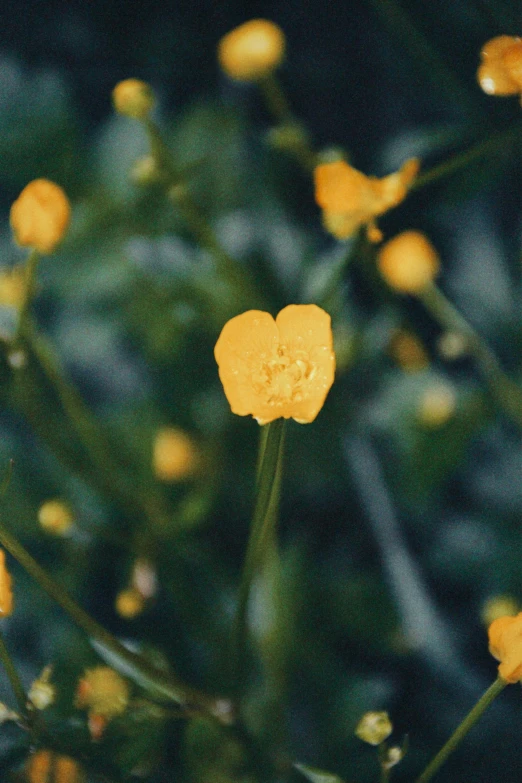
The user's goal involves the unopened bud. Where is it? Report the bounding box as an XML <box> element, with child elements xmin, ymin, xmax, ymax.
<box><xmin>112</xmin><ymin>79</ymin><xmax>155</xmax><ymax>120</ymax></box>
<box><xmin>10</xmin><ymin>179</ymin><xmax>71</xmax><ymax>255</ymax></box>
<box><xmin>355</xmin><ymin>711</ymin><xmax>393</xmax><ymax>746</ymax></box>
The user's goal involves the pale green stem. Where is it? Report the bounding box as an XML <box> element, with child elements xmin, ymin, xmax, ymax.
<box><xmin>0</xmin><ymin>628</ymin><xmax>29</xmax><ymax>719</ymax></box>
<box><xmin>412</xmin><ymin>121</ymin><xmax>522</xmax><ymax>192</ymax></box>
<box><xmin>420</xmin><ymin>282</ymin><xmax>522</xmax><ymax>427</ymax></box>
<box><xmin>16</xmin><ymin>249</ymin><xmax>40</xmax><ymax>336</ymax></box>
<box><xmin>414</xmin><ymin>676</ymin><xmax>506</xmax><ymax>783</ymax></box>
<box><xmin>0</xmin><ymin>519</ymin><xmax>230</xmax><ymax>722</ymax></box>
<box><xmin>231</xmin><ymin>419</ymin><xmax>286</xmax><ymax>698</ymax></box>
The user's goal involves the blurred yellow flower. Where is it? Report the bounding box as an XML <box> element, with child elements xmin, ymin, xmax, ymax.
<box><xmin>389</xmin><ymin>329</ymin><xmax>429</xmax><ymax>372</ymax></box>
<box><xmin>0</xmin><ymin>549</ymin><xmax>13</xmax><ymax>618</ymax></box>
<box><xmin>38</xmin><ymin>499</ymin><xmax>74</xmax><ymax>536</ymax></box>
<box><xmin>314</xmin><ymin>158</ymin><xmax>419</xmax><ymax>241</ymax></box>
<box><xmin>214</xmin><ymin>304</ymin><xmax>335</xmax><ymax>425</ymax></box>
<box><xmin>10</xmin><ymin>179</ymin><xmax>71</xmax><ymax>255</ymax></box>
<box><xmin>417</xmin><ymin>384</ymin><xmax>456</xmax><ymax>428</ymax></box>
<box><xmin>377</xmin><ymin>230</ymin><xmax>440</xmax><ymax>294</ymax></box>
<box><xmin>0</xmin><ymin>267</ymin><xmax>26</xmax><ymax>309</ymax></box>
<box><xmin>153</xmin><ymin>427</ymin><xmax>200</xmax><ymax>482</ymax></box>
<box><xmin>115</xmin><ymin>587</ymin><xmax>145</xmax><ymax>619</ymax></box>
<box><xmin>355</xmin><ymin>711</ymin><xmax>393</xmax><ymax>746</ymax></box>
<box><xmin>112</xmin><ymin>78</ymin><xmax>155</xmax><ymax>119</ymax></box>
<box><xmin>75</xmin><ymin>665</ymin><xmax>130</xmax><ymax>719</ymax></box>
<box><xmin>477</xmin><ymin>36</ymin><xmax>522</xmax><ymax>100</ymax></box>
<box><xmin>218</xmin><ymin>19</ymin><xmax>285</xmax><ymax>81</ymax></box>
<box><xmin>26</xmin><ymin>749</ymin><xmax>85</xmax><ymax>783</ymax></box>
<box><xmin>488</xmin><ymin>612</ymin><xmax>522</xmax><ymax>683</ymax></box>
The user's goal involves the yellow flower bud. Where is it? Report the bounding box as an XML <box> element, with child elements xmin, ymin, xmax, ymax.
<box><xmin>0</xmin><ymin>549</ymin><xmax>13</xmax><ymax>618</ymax></box>
<box><xmin>417</xmin><ymin>384</ymin><xmax>456</xmax><ymax>428</ymax></box>
<box><xmin>482</xmin><ymin>595</ymin><xmax>519</xmax><ymax>627</ymax></box>
<box><xmin>388</xmin><ymin>329</ymin><xmax>429</xmax><ymax>372</ymax></box>
<box><xmin>25</xmin><ymin>749</ymin><xmax>85</xmax><ymax>783</ymax></box>
<box><xmin>378</xmin><ymin>230</ymin><xmax>440</xmax><ymax>294</ymax></box>
<box><xmin>218</xmin><ymin>19</ymin><xmax>285</xmax><ymax>82</ymax></box>
<box><xmin>10</xmin><ymin>179</ymin><xmax>71</xmax><ymax>255</ymax></box>
<box><xmin>153</xmin><ymin>427</ymin><xmax>200</xmax><ymax>482</ymax></box>
<box><xmin>0</xmin><ymin>266</ymin><xmax>26</xmax><ymax>309</ymax></box>
<box><xmin>112</xmin><ymin>78</ymin><xmax>155</xmax><ymax>119</ymax></box>
<box><xmin>115</xmin><ymin>587</ymin><xmax>145</xmax><ymax>619</ymax></box>
<box><xmin>75</xmin><ymin>666</ymin><xmax>130</xmax><ymax>719</ymax></box>
<box><xmin>38</xmin><ymin>499</ymin><xmax>74</xmax><ymax>536</ymax></box>
<box><xmin>355</xmin><ymin>711</ymin><xmax>393</xmax><ymax>746</ymax></box>
<box><xmin>28</xmin><ymin>665</ymin><xmax>55</xmax><ymax>710</ymax></box>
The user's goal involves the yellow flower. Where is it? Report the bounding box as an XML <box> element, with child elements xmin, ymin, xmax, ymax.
<box><xmin>0</xmin><ymin>549</ymin><xmax>13</xmax><ymax>618</ymax></box>
<box><xmin>10</xmin><ymin>179</ymin><xmax>71</xmax><ymax>255</ymax></box>
<box><xmin>388</xmin><ymin>329</ymin><xmax>429</xmax><ymax>372</ymax></box>
<box><xmin>314</xmin><ymin>158</ymin><xmax>419</xmax><ymax>241</ymax></box>
<box><xmin>0</xmin><ymin>266</ymin><xmax>26</xmax><ymax>309</ymax></box>
<box><xmin>377</xmin><ymin>230</ymin><xmax>440</xmax><ymax>294</ymax></box>
<box><xmin>153</xmin><ymin>427</ymin><xmax>200</xmax><ymax>482</ymax></box>
<box><xmin>112</xmin><ymin>78</ymin><xmax>155</xmax><ymax>119</ymax></box>
<box><xmin>25</xmin><ymin>749</ymin><xmax>85</xmax><ymax>783</ymax></box>
<box><xmin>218</xmin><ymin>19</ymin><xmax>285</xmax><ymax>81</ymax></box>
<box><xmin>355</xmin><ymin>711</ymin><xmax>393</xmax><ymax>746</ymax></box>
<box><xmin>477</xmin><ymin>36</ymin><xmax>522</xmax><ymax>100</ymax></box>
<box><xmin>115</xmin><ymin>587</ymin><xmax>145</xmax><ymax>619</ymax></box>
<box><xmin>75</xmin><ymin>666</ymin><xmax>130</xmax><ymax>719</ymax></box>
<box><xmin>214</xmin><ymin>304</ymin><xmax>335</xmax><ymax>425</ymax></box>
<box><xmin>38</xmin><ymin>499</ymin><xmax>74</xmax><ymax>536</ymax></box>
<box><xmin>488</xmin><ymin>611</ymin><xmax>522</xmax><ymax>683</ymax></box>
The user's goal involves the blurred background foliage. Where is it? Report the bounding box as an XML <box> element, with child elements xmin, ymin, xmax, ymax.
<box><xmin>0</xmin><ymin>0</ymin><xmax>521</xmax><ymax>781</ymax></box>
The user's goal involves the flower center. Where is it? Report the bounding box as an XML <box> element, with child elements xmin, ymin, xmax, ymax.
<box><xmin>252</xmin><ymin>345</ymin><xmax>317</xmax><ymax>406</ymax></box>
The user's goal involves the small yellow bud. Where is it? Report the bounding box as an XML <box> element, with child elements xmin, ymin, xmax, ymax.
<box><xmin>112</xmin><ymin>78</ymin><xmax>155</xmax><ymax>119</ymax></box>
<box><xmin>0</xmin><ymin>549</ymin><xmax>13</xmax><ymax>618</ymax></box>
<box><xmin>355</xmin><ymin>711</ymin><xmax>393</xmax><ymax>746</ymax></box>
<box><xmin>38</xmin><ymin>499</ymin><xmax>74</xmax><ymax>536</ymax></box>
<box><xmin>437</xmin><ymin>330</ymin><xmax>469</xmax><ymax>361</ymax></box>
<box><xmin>388</xmin><ymin>329</ymin><xmax>429</xmax><ymax>372</ymax></box>
<box><xmin>10</xmin><ymin>179</ymin><xmax>71</xmax><ymax>255</ymax></box>
<box><xmin>25</xmin><ymin>749</ymin><xmax>85</xmax><ymax>783</ymax></box>
<box><xmin>382</xmin><ymin>746</ymin><xmax>404</xmax><ymax>770</ymax></box>
<box><xmin>75</xmin><ymin>666</ymin><xmax>130</xmax><ymax>719</ymax></box>
<box><xmin>28</xmin><ymin>665</ymin><xmax>55</xmax><ymax>710</ymax></box>
<box><xmin>482</xmin><ymin>595</ymin><xmax>519</xmax><ymax>627</ymax></box>
<box><xmin>377</xmin><ymin>230</ymin><xmax>440</xmax><ymax>294</ymax></box>
<box><xmin>417</xmin><ymin>384</ymin><xmax>456</xmax><ymax>428</ymax></box>
<box><xmin>115</xmin><ymin>587</ymin><xmax>145</xmax><ymax>619</ymax></box>
<box><xmin>153</xmin><ymin>427</ymin><xmax>200</xmax><ymax>482</ymax></box>
<box><xmin>130</xmin><ymin>154</ymin><xmax>161</xmax><ymax>186</ymax></box>
<box><xmin>0</xmin><ymin>266</ymin><xmax>26</xmax><ymax>309</ymax></box>
<box><xmin>218</xmin><ymin>19</ymin><xmax>285</xmax><ymax>82</ymax></box>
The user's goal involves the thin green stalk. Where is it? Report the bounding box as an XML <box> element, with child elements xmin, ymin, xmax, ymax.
<box><xmin>16</xmin><ymin>249</ymin><xmax>40</xmax><ymax>335</ymax></box>
<box><xmin>231</xmin><ymin>419</ymin><xmax>286</xmax><ymax>696</ymax></box>
<box><xmin>420</xmin><ymin>282</ymin><xmax>522</xmax><ymax>426</ymax></box>
<box><xmin>0</xmin><ymin>519</ymin><xmax>230</xmax><ymax>722</ymax></box>
<box><xmin>0</xmin><ymin>628</ymin><xmax>28</xmax><ymax>719</ymax></box>
<box><xmin>414</xmin><ymin>676</ymin><xmax>506</xmax><ymax>783</ymax></box>
<box><xmin>412</xmin><ymin>121</ymin><xmax>522</xmax><ymax>192</ymax></box>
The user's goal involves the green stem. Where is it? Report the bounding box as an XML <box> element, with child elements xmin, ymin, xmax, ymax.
<box><xmin>231</xmin><ymin>419</ymin><xmax>286</xmax><ymax>697</ymax></box>
<box><xmin>414</xmin><ymin>676</ymin><xmax>506</xmax><ymax>783</ymax></box>
<box><xmin>16</xmin><ymin>249</ymin><xmax>40</xmax><ymax>335</ymax></box>
<box><xmin>0</xmin><ymin>628</ymin><xmax>28</xmax><ymax>719</ymax></box>
<box><xmin>412</xmin><ymin>122</ymin><xmax>522</xmax><ymax>192</ymax></box>
<box><xmin>0</xmin><ymin>519</ymin><xmax>230</xmax><ymax>722</ymax></box>
<box><xmin>420</xmin><ymin>283</ymin><xmax>522</xmax><ymax>426</ymax></box>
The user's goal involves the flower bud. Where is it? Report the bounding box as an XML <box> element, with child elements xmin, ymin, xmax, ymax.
<box><xmin>38</xmin><ymin>499</ymin><xmax>74</xmax><ymax>536</ymax></box>
<box><xmin>382</xmin><ymin>746</ymin><xmax>404</xmax><ymax>770</ymax></box>
<box><xmin>0</xmin><ymin>266</ymin><xmax>26</xmax><ymax>309</ymax></box>
<box><xmin>10</xmin><ymin>179</ymin><xmax>71</xmax><ymax>255</ymax></box>
<box><xmin>355</xmin><ymin>711</ymin><xmax>393</xmax><ymax>746</ymax></box>
<box><xmin>153</xmin><ymin>427</ymin><xmax>200</xmax><ymax>482</ymax></box>
<box><xmin>75</xmin><ymin>666</ymin><xmax>130</xmax><ymax>719</ymax></box>
<box><xmin>417</xmin><ymin>384</ymin><xmax>456</xmax><ymax>428</ymax></box>
<box><xmin>28</xmin><ymin>665</ymin><xmax>55</xmax><ymax>710</ymax></box>
<box><xmin>115</xmin><ymin>587</ymin><xmax>145</xmax><ymax>619</ymax></box>
<box><xmin>218</xmin><ymin>19</ymin><xmax>285</xmax><ymax>82</ymax></box>
<box><xmin>0</xmin><ymin>549</ymin><xmax>13</xmax><ymax>618</ymax></box>
<box><xmin>25</xmin><ymin>749</ymin><xmax>85</xmax><ymax>783</ymax></box>
<box><xmin>378</xmin><ymin>230</ymin><xmax>439</xmax><ymax>294</ymax></box>
<box><xmin>112</xmin><ymin>78</ymin><xmax>155</xmax><ymax>119</ymax></box>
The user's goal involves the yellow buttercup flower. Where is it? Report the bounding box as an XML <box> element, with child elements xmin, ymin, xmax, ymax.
<box><xmin>75</xmin><ymin>665</ymin><xmax>130</xmax><ymax>718</ymax></box>
<box><xmin>10</xmin><ymin>179</ymin><xmax>71</xmax><ymax>255</ymax></box>
<box><xmin>112</xmin><ymin>78</ymin><xmax>155</xmax><ymax>119</ymax></box>
<box><xmin>25</xmin><ymin>749</ymin><xmax>85</xmax><ymax>783</ymax></box>
<box><xmin>477</xmin><ymin>36</ymin><xmax>522</xmax><ymax>100</ymax></box>
<box><xmin>314</xmin><ymin>158</ymin><xmax>419</xmax><ymax>242</ymax></box>
<box><xmin>214</xmin><ymin>304</ymin><xmax>335</xmax><ymax>425</ymax></box>
<box><xmin>218</xmin><ymin>19</ymin><xmax>285</xmax><ymax>82</ymax></box>
<box><xmin>153</xmin><ymin>427</ymin><xmax>200</xmax><ymax>482</ymax></box>
<box><xmin>488</xmin><ymin>611</ymin><xmax>522</xmax><ymax>683</ymax></box>
<box><xmin>377</xmin><ymin>230</ymin><xmax>440</xmax><ymax>294</ymax></box>
<box><xmin>0</xmin><ymin>549</ymin><xmax>13</xmax><ymax>618</ymax></box>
